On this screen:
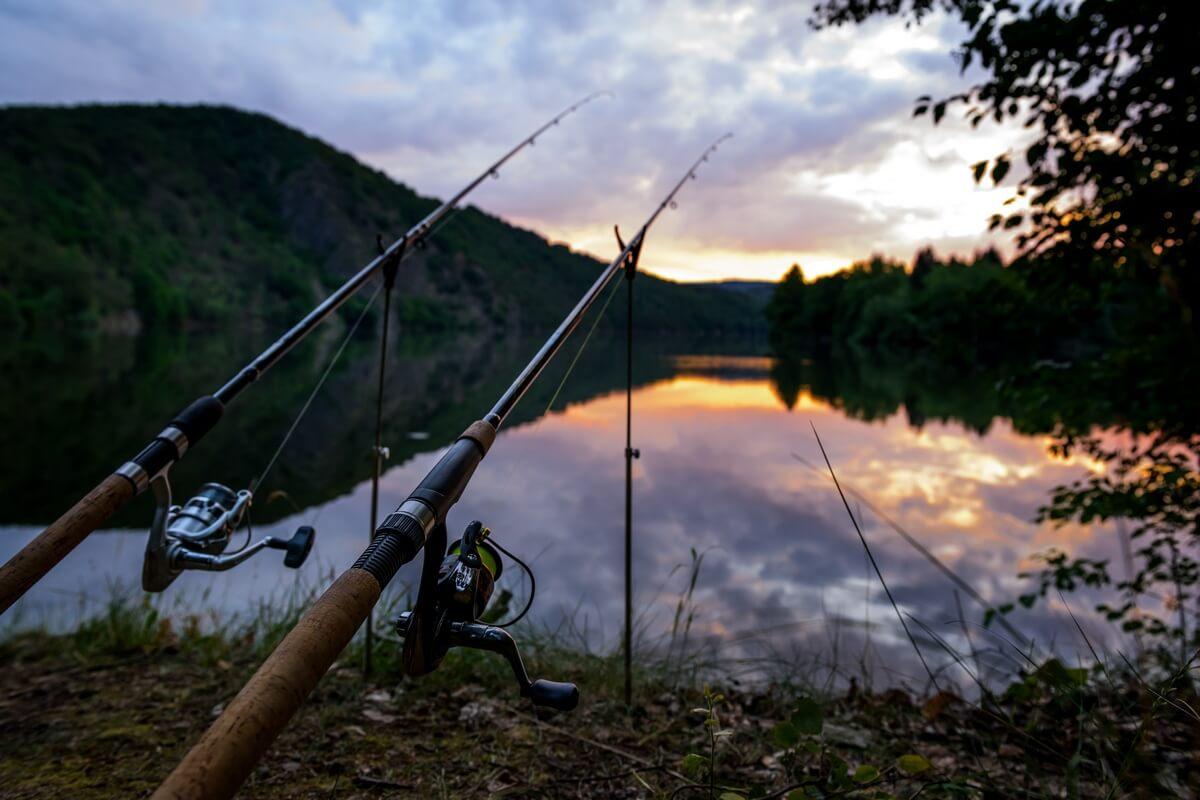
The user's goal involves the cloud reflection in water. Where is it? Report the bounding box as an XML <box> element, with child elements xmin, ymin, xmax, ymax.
<box><xmin>0</xmin><ymin>356</ymin><xmax>1127</xmax><ymax>689</ymax></box>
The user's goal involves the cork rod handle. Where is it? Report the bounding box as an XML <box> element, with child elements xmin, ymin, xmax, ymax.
<box><xmin>0</xmin><ymin>473</ymin><xmax>135</xmax><ymax>614</ymax></box>
<box><xmin>152</xmin><ymin>568</ymin><xmax>381</xmax><ymax>800</ymax></box>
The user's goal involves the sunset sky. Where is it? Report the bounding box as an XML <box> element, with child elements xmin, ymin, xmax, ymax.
<box><xmin>0</xmin><ymin>0</ymin><xmax>1030</xmax><ymax>282</ymax></box>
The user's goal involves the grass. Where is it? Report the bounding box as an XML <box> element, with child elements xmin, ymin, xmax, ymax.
<box><xmin>2</xmin><ymin>426</ymin><xmax>1194</xmax><ymax>799</ymax></box>
<box><xmin>1</xmin><ymin>574</ymin><xmax>1197</xmax><ymax>799</ymax></box>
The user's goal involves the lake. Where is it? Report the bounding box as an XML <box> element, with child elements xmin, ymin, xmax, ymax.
<box><xmin>0</xmin><ymin>327</ymin><xmax>1132</xmax><ymax>690</ymax></box>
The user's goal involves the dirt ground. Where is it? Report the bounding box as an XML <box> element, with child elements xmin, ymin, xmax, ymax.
<box><xmin>2</xmin><ymin>643</ymin><xmax>1194</xmax><ymax>798</ymax></box>
<box><xmin>0</xmin><ymin>649</ymin><xmax>707</xmax><ymax>798</ymax></box>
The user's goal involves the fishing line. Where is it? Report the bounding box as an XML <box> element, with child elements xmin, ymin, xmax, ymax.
<box><xmin>541</xmin><ymin>276</ymin><xmax>625</xmax><ymax>416</ymax></box>
<box><xmin>224</xmin><ymin>507</ymin><xmax>255</xmax><ymax>557</ymax></box>
<box><xmin>277</xmin><ymin>210</ymin><xmax>470</xmax><ymax>545</ymax></box>
<box><xmin>422</xmin><ymin>202</ymin><xmax>469</xmax><ymax>242</ymax></box>
<box><xmin>251</xmin><ymin>282</ymin><xmax>383</xmax><ymax>494</ymax></box>
<box><xmin>250</xmin><ymin>97</ymin><xmax>603</xmax><ymax>499</ymax></box>
<box><xmin>0</xmin><ymin>93</ymin><xmax>614</xmax><ymax>617</ymax></box>
<box><xmin>489</xmin><ymin>535</ymin><xmax>536</xmax><ymax>628</ymax></box>
<box><xmin>150</xmin><ymin>136</ymin><xmax>733</xmax><ymax>800</ymax></box>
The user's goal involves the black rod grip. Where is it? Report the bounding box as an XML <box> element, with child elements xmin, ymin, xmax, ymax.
<box><xmin>130</xmin><ymin>396</ymin><xmax>225</xmax><ymax>477</ymax></box>
<box><xmin>355</xmin><ymin>515</ymin><xmax>424</xmax><ymax>585</ymax></box>
<box><xmin>365</xmin><ymin>422</ymin><xmax>494</xmax><ymax>589</ymax></box>
<box><xmin>171</xmin><ymin>395</ymin><xmax>224</xmax><ymax>445</ymax></box>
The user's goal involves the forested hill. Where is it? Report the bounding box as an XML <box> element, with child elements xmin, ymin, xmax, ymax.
<box><xmin>0</xmin><ymin>104</ymin><xmax>763</xmax><ymax>335</ymax></box>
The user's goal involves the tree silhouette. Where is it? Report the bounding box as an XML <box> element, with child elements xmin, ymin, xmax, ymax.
<box><xmin>812</xmin><ymin>1</ymin><xmax>1200</xmax><ymax>333</ymax></box>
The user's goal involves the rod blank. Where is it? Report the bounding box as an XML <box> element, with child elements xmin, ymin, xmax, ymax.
<box><xmin>487</xmin><ymin>133</ymin><xmax>732</xmax><ymax>429</ymax></box>
<box><xmin>152</xmin><ymin>135</ymin><xmax>732</xmax><ymax>800</ymax></box>
<box><xmin>0</xmin><ymin>94</ymin><xmax>607</xmax><ymax>615</ymax></box>
<box><xmin>215</xmin><ymin>91</ymin><xmax>612</xmax><ymax>406</ymax></box>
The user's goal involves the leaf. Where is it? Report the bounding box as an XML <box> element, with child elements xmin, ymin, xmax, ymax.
<box><xmin>681</xmin><ymin>753</ymin><xmax>708</xmax><ymax>778</ymax></box>
<box><xmin>1065</xmin><ymin>667</ymin><xmax>1089</xmax><ymax>686</ymax></box>
<box><xmin>921</xmin><ymin>691</ymin><xmax>958</xmax><ymax>720</ymax></box>
<box><xmin>772</xmin><ymin>720</ymin><xmax>801</xmax><ymax>748</ymax></box>
<box><xmin>853</xmin><ymin>764</ymin><xmax>880</xmax><ymax>783</ymax></box>
<box><xmin>898</xmin><ymin>754</ymin><xmax>931</xmax><ymax>775</ymax></box>
<box><xmin>972</xmin><ymin>160</ymin><xmax>988</xmax><ymax>183</ymax></box>
<box><xmin>791</xmin><ymin>696</ymin><xmax>823</xmax><ymax>735</ymax></box>
<box><xmin>1026</xmin><ymin>141</ymin><xmax>1047</xmax><ymax>166</ymax></box>
<box><xmin>992</xmin><ymin>157</ymin><xmax>1010</xmax><ymax>183</ymax></box>
<box><xmin>932</xmin><ymin>101</ymin><xmax>947</xmax><ymax>124</ymax></box>
<box><xmin>829</xmin><ymin>755</ymin><xmax>849</xmax><ymax>786</ymax></box>
<box><xmin>1005</xmin><ymin>679</ymin><xmax>1034</xmax><ymax>703</ymax></box>
<box><xmin>362</xmin><ymin>707</ymin><xmax>396</xmax><ymax>724</ymax></box>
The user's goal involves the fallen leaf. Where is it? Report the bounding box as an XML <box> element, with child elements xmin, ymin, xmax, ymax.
<box><xmin>823</xmin><ymin>722</ymin><xmax>870</xmax><ymax>749</ymax></box>
<box><xmin>921</xmin><ymin>691</ymin><xmax>961</xmax><ymax>721</ymax></box>
<box><xmin>363</xmin><ymin>707</ymin><xmax>396</xmax><ymax>724</ymax></box>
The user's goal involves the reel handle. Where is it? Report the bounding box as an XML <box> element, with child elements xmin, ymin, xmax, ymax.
<box><xmin>394</xmin><ymin>519</ymin><xmax>577</xmax><ymax>712</ymax></box>
<box><xmin>267</xmin><ymin>525</ymin><xmax>315</xmax><ymax>569</ymax></box>
<box><xmin>525</xmin><ymin>679</ymin><xmax>580</xmax><ymax>712</ymax></box>
<box><xmin>444</xmin><ymin>619</ymin><xmax>579</xmax><ymax>711</ymax></box>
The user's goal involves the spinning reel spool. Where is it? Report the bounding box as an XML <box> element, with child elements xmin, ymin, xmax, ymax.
<box><xmin>142</xmin><ymin>479</ymin><xmax>315</xmax><ymax>592</ymax></box>
<box><xmin>395</xmin><ymin>520</ymin><xmax>578</xmax><ymax>712</ymax></box>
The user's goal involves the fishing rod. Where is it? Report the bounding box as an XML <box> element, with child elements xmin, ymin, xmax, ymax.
<box><xmin>150</xmin><ymin>135</ymin><xmax>732</xmax><ymax>800</ymax></box>
<box><xmin>0</xmin><ymin>92</ymin><xmax>608</xmax><ymax>614</ymax></box>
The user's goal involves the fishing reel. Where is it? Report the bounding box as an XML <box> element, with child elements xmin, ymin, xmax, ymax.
<box><xmin>394</xmin><ymin>520</ymin><xmax>578</xmax><ymax>712</ymax></box>
<box><xmin>142</xmin><ymin>479</ymin><xmax>315</xmax><ymax>592</ymax></box>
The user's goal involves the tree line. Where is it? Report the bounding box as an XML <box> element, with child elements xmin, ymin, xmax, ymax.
<box><xmin>766</xmin><ymin>244</ymin><xmax>1189</xmax><ymax>370</ymax></box>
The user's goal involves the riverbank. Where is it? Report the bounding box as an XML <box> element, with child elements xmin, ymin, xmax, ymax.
<box><xmin>1</xmin><ymin>597</ymin><xmax>1194</xmax><ymax>799</ymax></box>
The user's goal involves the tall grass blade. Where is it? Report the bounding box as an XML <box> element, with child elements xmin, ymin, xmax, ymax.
<box><xmin>792</xmin><ymin>451</ymin><xmax>1032</xmax><ymax>649</ymax></box>
<box><xmin>808</xmin><ymin>422</ymin><xmax>940</xmax><ymax>692</ymax></box>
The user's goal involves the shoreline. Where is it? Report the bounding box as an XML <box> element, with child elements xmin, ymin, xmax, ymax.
<box><xmin>2</xmin><ymin>598</ymin><xmax>1192</xmax><ymax>798</ymax></box>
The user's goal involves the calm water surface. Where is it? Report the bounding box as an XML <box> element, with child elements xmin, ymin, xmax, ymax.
<box><xmin>0</xmin><ymin>331</ymin><xmax>1129</xmax><ymax>688</ymax></box>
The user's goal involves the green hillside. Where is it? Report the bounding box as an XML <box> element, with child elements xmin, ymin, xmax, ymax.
<box><xmin>0</xmin><ymin>104</ymin><xmax>762</xmax><ymax>335</ymax></box>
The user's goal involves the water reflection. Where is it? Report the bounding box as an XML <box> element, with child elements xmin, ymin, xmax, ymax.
<box><xmin>0</xmin><ymin>339</ymin><xmax>1133</xmax><ymax>689</ymax></box>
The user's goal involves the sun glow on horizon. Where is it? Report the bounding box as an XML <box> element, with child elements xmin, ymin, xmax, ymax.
<box><xmin>522</xmin><ymin>221</ymin><xmax>859</xmax><ymax>284</ymax></box>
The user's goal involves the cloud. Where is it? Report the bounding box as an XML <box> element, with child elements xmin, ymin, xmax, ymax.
<box><xmin>0</xmin><ymin>0</ymin><xmax>1026</xmax><ymax>280</ymax></box>
<box><xmin>0</xmin><ymin>367</ymin><xmax>1128</xmax><ymax>684</ymax></box>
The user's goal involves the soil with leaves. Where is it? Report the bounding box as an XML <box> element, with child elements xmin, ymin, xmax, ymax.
<box><xmin>1</xmin><ymin>616</ymin><xmax>1196</xmax><ymax>799</ymax></box>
